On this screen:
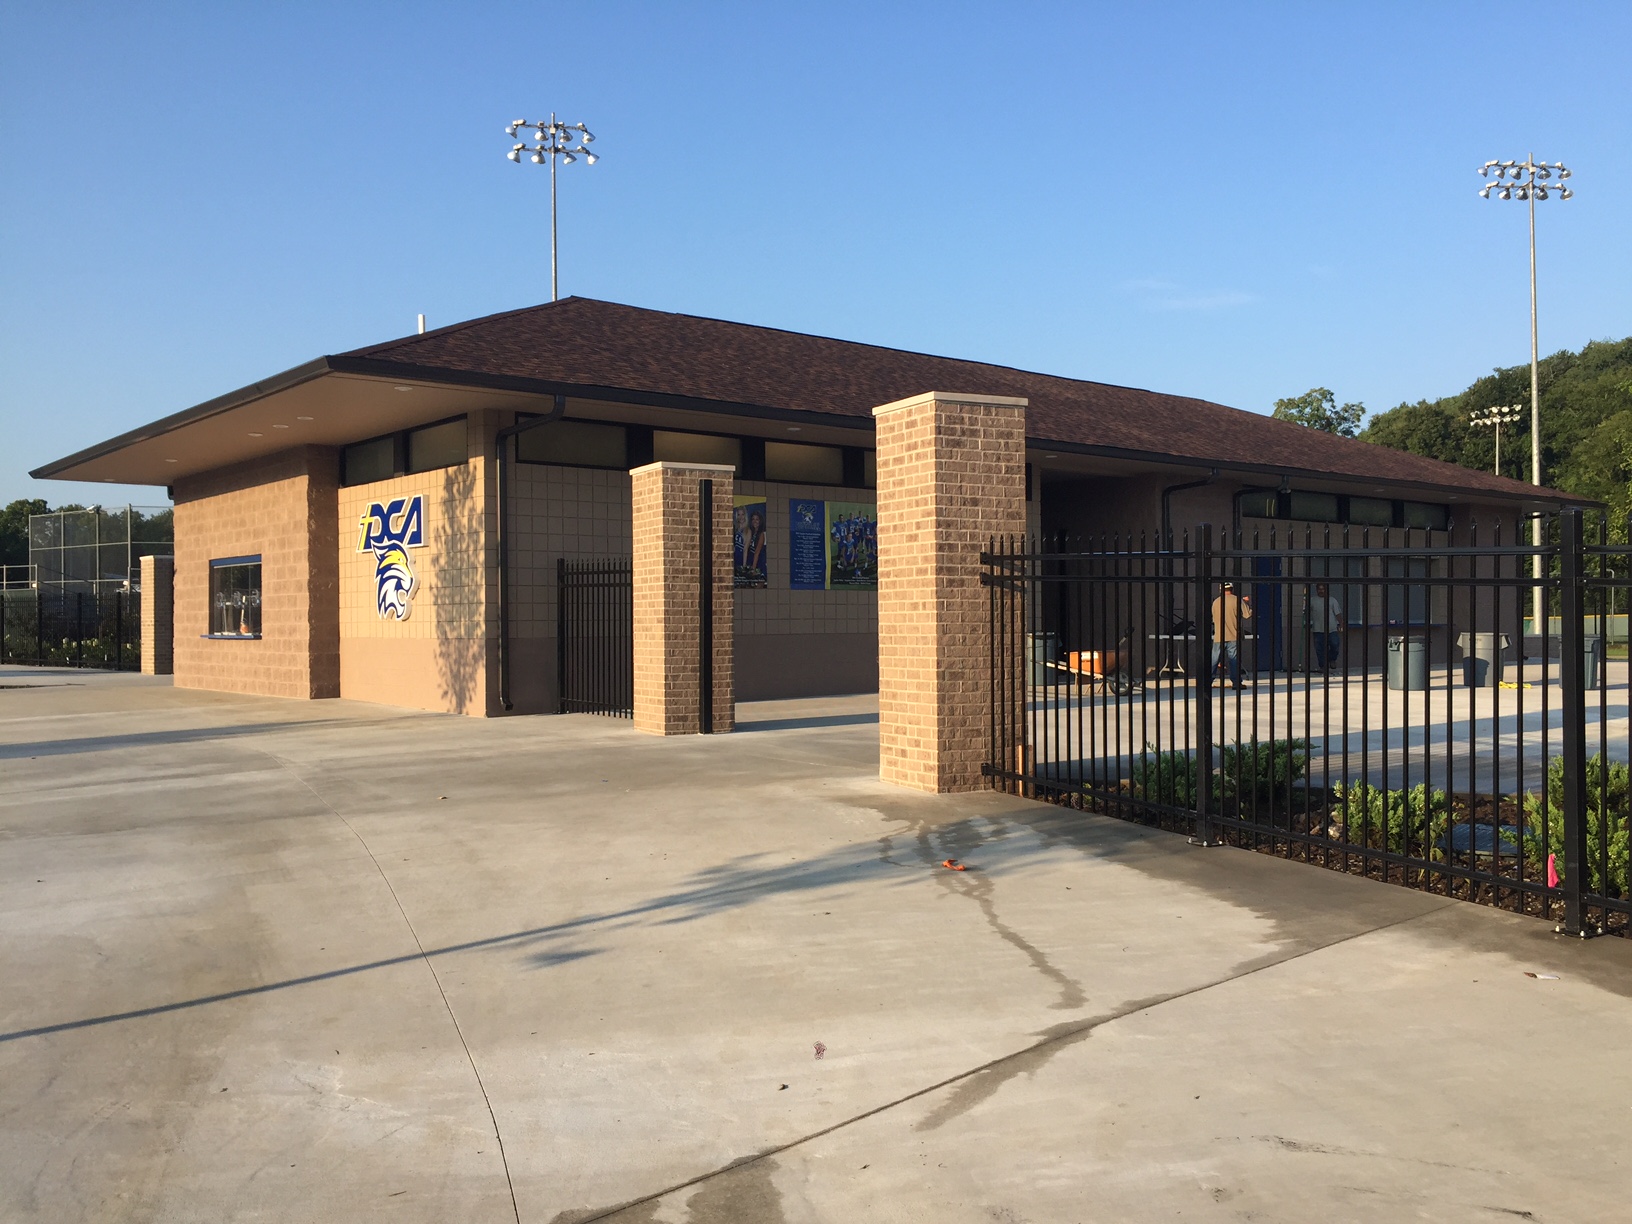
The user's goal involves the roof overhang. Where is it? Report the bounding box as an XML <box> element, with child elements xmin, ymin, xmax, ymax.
<box><xmin>35</xmin><ymin>353</ymin><xmax>1587</xmax><ymax>513</ymax></box>
<box><xmin>30</xmin><ymin>355</ymin><xmax>886</xmax><ymax>486</ymax></box>
<box><xmin>1023</xmin><ymin>439</ymin><xmax>1582</xmax><ymax>511</ymax></box>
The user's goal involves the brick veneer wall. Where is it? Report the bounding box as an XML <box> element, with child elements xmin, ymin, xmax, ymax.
<box><xmin>873</xmin><ymin>392</ymin><xmax>1028</xmax><ymax>792</ymax></box>
<box><xmin>139</xmin><ymin>555</ymin><xmax>174</xmax><ymax>675</ymax></box>
<box><xmin>172</xmin><ymin>446</ymin><xmax>340</xmax><ymax>699</ymax></box>
<box><xmin>337</xmin><ymin>413</ymin><xmax>497</xmax><ymax>715</ymax></box>
<box><xmin>631</xmin><ymin>462</ymin><xmax>736</xmax><ymax>735</ymax></box>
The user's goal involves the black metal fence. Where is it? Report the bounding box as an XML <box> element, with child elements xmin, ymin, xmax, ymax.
<box><xmin>0</xmin><ymin>588</ymin><xmax>142</xmax><ymax>671</ymax></box>
<box><xmin>556</xmin><ymin>557</ymin><xmax>634</xmax><ymax>717</ymax></box>
<box><xmin>983</xmin><ymin>508</ymin><xmax>1630</xmax><ymax>937</ymax></box>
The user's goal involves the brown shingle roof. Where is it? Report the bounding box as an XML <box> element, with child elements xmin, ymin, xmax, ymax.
<box><xmin>347</xmin><ymin>297</ymin><xmax>1562</xmax><ymax>501</ymax></box>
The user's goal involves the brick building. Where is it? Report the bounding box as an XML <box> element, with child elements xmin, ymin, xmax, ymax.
<box><xmin>33</xmin><ymin>298</ymin><xmax>1574</xmax><ymax>719</ymax></box>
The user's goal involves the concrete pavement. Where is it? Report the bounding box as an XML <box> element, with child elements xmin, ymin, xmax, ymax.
<box><xmin>2</xmin><ymin>665</ymin><xmax>1629</xmax><ymax>1223</ymax></box>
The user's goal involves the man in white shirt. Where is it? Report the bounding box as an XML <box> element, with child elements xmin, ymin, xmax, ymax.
<box><xmin>1308</xmin><ymin>582</ymin><xmax>1345</xmax><ymax>672</ymax></box>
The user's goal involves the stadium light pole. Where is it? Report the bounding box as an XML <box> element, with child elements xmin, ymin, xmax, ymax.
<box><xmin>506</xmin><ymin>114</ymin><xmax>598</xmax><ymax>302</ymax></box>
<box><xmin>1468</xmin><ymin>403</ymin><xmax>1525</xmax><ymax>476</ymax></box>
<box><xmin>1478</xmin><ymin>154</ymin><xmax>1573</xmax><ymax>636</ymax></box>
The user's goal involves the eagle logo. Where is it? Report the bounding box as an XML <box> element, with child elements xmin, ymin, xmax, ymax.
<box><xmin>358</xmin><ymin>495</ymin><xmax>427</xmax><ymax>621</ymax></box>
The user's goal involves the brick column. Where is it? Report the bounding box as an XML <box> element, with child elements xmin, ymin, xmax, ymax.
<box><xmin>631</xmin><ymin>462</ymin><xmax>736</xmax><ymax>735</ymax></box>
<box><xmin>873</xmin><ymin>392</ymin><xmax>1028</xmax><ymax>792</ymax></box>
<box><xmin>140</xmin><ymin>554</ymin><xmax>174</xmax><ymax>675</ymax></box>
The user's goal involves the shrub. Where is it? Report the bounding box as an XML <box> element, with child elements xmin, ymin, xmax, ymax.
<box><xmin>1332</xmin><ymin>781</ymin><xmax>1450</xmax><ymax>860</ymax></box>
<box><xmin>1130</xmin><ymin>748</ymin><xmax>1199</xmax><ymax>810</ymax></box>
<box><xmin>1219</xmin><ymin>739</ymin><xmax>1310</xmax><ymax>812</ymax></box>
<box><xmin>1521</xmin><ymin>754</ymin><xmax>1630</xmax><ymax>899</ymax></box>
<box><xmin>1130</xmin><ymin>739</ymin><xmax>1309</xmax><ymax>813</ymax></box>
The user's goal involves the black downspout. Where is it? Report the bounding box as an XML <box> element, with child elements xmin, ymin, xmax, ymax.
<box><xmin>1160</xmin><ymin>470</ymin><xmax>1218</xmax><ymax>632</ymax></box>
<box><xmin>495</xmin><ymin>394</ymin><xmax>567</xmax><ymax>711</ymax></box>
<box><xmin>1160</xmin><ymin>469</ymin><xmax>1219</xmax><ymax>546</ymax></box>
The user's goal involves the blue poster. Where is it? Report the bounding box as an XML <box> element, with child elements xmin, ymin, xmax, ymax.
<box><xmin>788</xmin><ymin>499</ymin><xmax>826</xmax><ymax>589</ymax></box>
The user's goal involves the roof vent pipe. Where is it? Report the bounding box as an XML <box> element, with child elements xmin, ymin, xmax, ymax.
<box><xmin>417</xmin><ymin>314</ymin><xmax>426</xmax><ymax>335</ymax></box>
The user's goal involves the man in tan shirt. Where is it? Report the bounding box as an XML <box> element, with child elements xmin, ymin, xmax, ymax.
<box><xmin>1210</xmin><ymin>581</ymin><xmax>1252</xmax><ymax>687</ymax></box>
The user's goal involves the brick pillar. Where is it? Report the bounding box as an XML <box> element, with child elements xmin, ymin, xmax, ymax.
<box><xmin>873</xmin><ymin>392</ymin><xmax>1028</xmax><ymax>792</ymax></box>
<box><xmin>631</xmin><ymin>462</ymin><xmax>736</xmax><ymax>735</ymax></box>
<box><xmin>140</xmin><ymin>554</ymin><xmax>174</xmax><ymax>675</ymax></box>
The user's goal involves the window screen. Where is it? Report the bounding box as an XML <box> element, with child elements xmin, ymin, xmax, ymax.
<box><xmin>1402</xmin><ymin>501</ymin><xmax>1449</xmax><ymax>531</ymax></box>
<box><xmin>1288</xmin><ymin>491</ymin><xmax>1340</xmax><ymax>523</ymax></box>
<box><xmin>342</xmin><ymin>436</ymin><xmax>395</xmax><ymax>486</ymax></box>
<box><xmin>1238</xmin><ymin>489</ymin><xmax>1280</xmax><ymax>519</ymax></box>
<box><xmin>1348</xmin><ymin>496</ymin><xmax>1393</xmax><ymax>527</ymax></box>
<box><xmin>209</xmin><ymin>557</ymin><xmax>262</xmax><ymax>637</ymax></box>
<box><xmin>407</xmin><ymin>418</ymin><xmax>467</xmax><ymax>473</ymax></box>
<box><xmin>765</xmin><ymin>441</ymin><xmax>844</xmax><ymax>485</ymax></box>
<box><xmin>653</xmin><ymin>431</ymin><xmax>741</xmax><ymax>468</ymax></box>
<box><xmin>517</xmin><ymin>420</ymin><xmax>629</xmax><ymax>469</ymax></box>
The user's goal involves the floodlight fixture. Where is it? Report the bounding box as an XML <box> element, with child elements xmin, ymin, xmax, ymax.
<box><xmin>1477</xmin><ymin>152</ymin><xmax>1575</xmax><ymax>631</ymax></box>
<box><xmin>1468</xmin><ymin>403</ymin><xmax>1526</xmax><ymax>475</ymax></box>
<box><xmin>503</xmin><ymin>111</ymin><xmax>600</xmax><ymax>301</ymax></box>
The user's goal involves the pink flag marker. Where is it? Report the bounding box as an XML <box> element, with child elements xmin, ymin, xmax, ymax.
<box><xmin>1547</xmin><ymin>854</ymin><xmax>1560</xmax><ymax>889</ymax></box>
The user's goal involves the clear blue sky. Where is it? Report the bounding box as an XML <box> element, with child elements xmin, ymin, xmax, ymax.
<box><xmin>3</xmin><ymin>1</ymin><xmax>1628</xmax><ymax>508</ymax></box>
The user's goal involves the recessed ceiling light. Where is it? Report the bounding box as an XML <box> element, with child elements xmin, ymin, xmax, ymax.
<box><xmin>103</xmin><ymin>478</ymin><xmax>116</xmax><ymax>482</ymax></box>
<box><xmin>165</xmin><ymin>458</ymin><xmax>178</xmax><ymax>464</ymax></box>
<box><xmin>1044</xmin><ymin>454</ymin><xmax>1058</xmax><ymax>459</ymax></box>
<box><xmin>394</xmin><ymin>386</ymin><xmax>413</xmax><ymax>392</ymax></box>
<box><xmin>248</xmin><ymin>432</ymin><xmax>263</xmax><ymax>437</ymax></box>
<box><xmin>273</xmin><ymin>423</ymin><xmax>289</xmax><ymax>429</ymax></box>
<box><xmin>786</xmin><ymin>426</ymin><xmax>801</xmax><ymax>432</ymax></box>
<box><xmin>296</xmin><ymin>415</ymin><xmax>314</xmax><ymax>421</ymax></box>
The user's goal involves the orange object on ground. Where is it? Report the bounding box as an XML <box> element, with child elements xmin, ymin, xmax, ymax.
<box><xmin>942</xmin><ymin>859</ymin><xmax>967</xmax><ymax>871</ymax></box>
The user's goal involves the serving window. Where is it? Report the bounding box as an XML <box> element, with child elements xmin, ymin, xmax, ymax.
<box><xmin>208</xmin><ymin>556</ymin><xmax>262</xmax><ymax>638</ymax></box>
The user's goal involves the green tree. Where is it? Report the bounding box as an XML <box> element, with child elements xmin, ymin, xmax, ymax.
<box><xmin>1359</xmin><ymin>337</ymin><xmax>1632</xmax><ymax>513</ymax></box>
<box><xmin>1272</xmin><ymin>387</ymin><xmax>1365</xmax><ymax>437</ymax></box>
<box><xmin>0</xmin><ymin>498</ymin><xmax>48</xmax><ymax>569</ymax></box>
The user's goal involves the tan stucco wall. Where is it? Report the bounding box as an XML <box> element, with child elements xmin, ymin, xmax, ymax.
<box><xmin>172</xmin><ymin>447</ymin><xmax>340</xmax><ymax>699</ymax></box>
<box><xmin>505</xmin><ymin>462</ymin><xmax>882</xmax><ymax>709</ymax></box>
<box><xmin>337</xmin><ymin>414</ymin><xmax>497</xmax><ymax>716</ymax></box>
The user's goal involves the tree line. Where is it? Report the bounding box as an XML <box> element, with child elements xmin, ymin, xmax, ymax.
<box><xmin>1274</xmin><ymin>336</ymin><xmax>1632</xmax><ymax>532</ymax></box>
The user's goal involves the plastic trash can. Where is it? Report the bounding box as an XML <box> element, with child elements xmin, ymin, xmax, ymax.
<box><xmin>1387</xmin><ymin>635</ymin><xmax>1428</xmax><ymax>691</ymax></box>
<box><xmin>1026</xmin><ymin>632</ymin><xmax>1059</xmax><ymax>687</ymax></box>
<box><xmin>1584</xmin><ymin>634</ymin><xmax>1604</xmax><ymax>691</ymax></box>
<box><xmin>1456</xmin><ymin>631</ymin><xmax>1509</xmax><ymax>688</ymax></box>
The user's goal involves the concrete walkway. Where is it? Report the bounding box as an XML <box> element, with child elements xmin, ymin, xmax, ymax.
<box><xmin>3</xmin><ymin>665</ymin><xmax>1630</xmax><ymax>1223</ymax></box>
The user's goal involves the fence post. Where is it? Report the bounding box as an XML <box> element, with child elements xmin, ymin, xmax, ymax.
<box><xmin>75</xmin><ymin>592</ymin><xmax>83</xmax><ymax>667</ymax></box>
<box><xmin>556</xmin><ymin>557</ymin><xmax>568</xmax><ymax>714</ymax></box>
<box><xmin>1557</xmin><ymin>508</ymin><xmax>1592</xmax><ymax>936</ymax></box>
<box><xmin>36</xmin><ymin>590</ymin><xmax>44</xmax><ymax>664</ymax></box>
<box><xmin>115</xmin><ymin>590</ymin><xmax>123</xmax><ymax>671</ymax></box>
<box><xmin>1190</xmin><ymin>523</ymin><xmax>1220</xmax><ymax>846</ymax></box>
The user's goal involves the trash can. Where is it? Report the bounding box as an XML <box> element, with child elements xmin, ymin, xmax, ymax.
<box><xmin>1387</xmin><ymin>635</ymin><xmax>1428</xmax><ymax>691</ymax></box>
<box><xmin>1456</xmin><ymin>631</ymin><xmax>1509</xmax><ymax>688</ymax></box>
<box><xmin>1026</xmin><ymin>632</ymin><xmax>1059</xmax><ymax>687</ymax></box>
<box><xmin>1584</xmin><ymin>634</ymin><xmax>1604</xmax><ymax>691</ymax></box>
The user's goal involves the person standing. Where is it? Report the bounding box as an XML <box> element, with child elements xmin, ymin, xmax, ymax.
<box><xmin>1308</xmin><ymin>582</ymin><xmax>1345</xmax><ymax>672</ymax></box>
<box><xmin>1210</xmin><ymin>581</ymin><xmax>1252</xmax><ymax>687</ymax></box>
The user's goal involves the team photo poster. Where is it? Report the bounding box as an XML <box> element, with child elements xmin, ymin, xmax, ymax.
<box><xmin>733</xmin><ymin>496</ymin><xmax>768</xmax><ymax>588</ymax></box>
<box><xmin>787</xmin><ymin>499</ymin><xmax>876</xmax><ymax>590</ymax></box>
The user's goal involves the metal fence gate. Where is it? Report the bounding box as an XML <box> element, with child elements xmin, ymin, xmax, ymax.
<box><xmin>982</xmin><ymin>508</ymin><xmax>1630</xmax><ymax>937</ymax></box>
<box><xmin>556</xmin><ymin>557</ymin><xmax>633</xmax><ymax>717</ymax></box>
<box><xmin>0</xmin><ymin>588</ymin><xmax>142</xmax><ymax>670</ymax></box>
